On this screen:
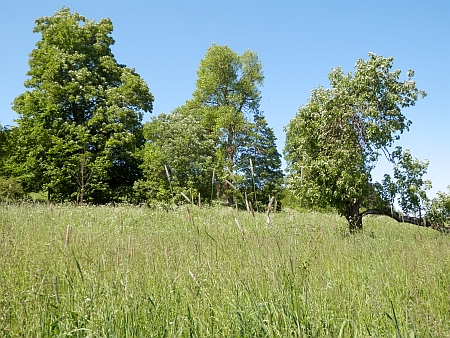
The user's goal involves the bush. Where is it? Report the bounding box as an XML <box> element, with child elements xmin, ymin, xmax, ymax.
<box><xmin>0</xmin><ymin>176</ymin><xmax>25</xmax><ymax>201</ymax></box>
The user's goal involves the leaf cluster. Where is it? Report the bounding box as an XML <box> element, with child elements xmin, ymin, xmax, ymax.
<box><xmin>426</xmin><ymin>187</ymin><xmax>450</xmax><ymax>227</ymax></box>
<box><xmin>134</xmin><ymin>112</ymin><xmax>218</xmax><ymax>204</ymax></box>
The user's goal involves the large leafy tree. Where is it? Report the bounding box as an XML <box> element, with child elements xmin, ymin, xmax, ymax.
<box><xmin>180</xmin><ymin>44</ymin><xmax>282</xmax><ymax>204</ymax></box>
<box><xmin>134</xmin><ymin>112</ymin><xmax>218</xmax><ymax>204</ymax></box>
<box><xmin>284</xmin><ymin>53</ymin><xmax>428</xmax><ymax>232</ymax></box>
<box><xmin>12</xmin><ymin>8</ymin><xmax>153</xmax><ymax>202</ymax></box>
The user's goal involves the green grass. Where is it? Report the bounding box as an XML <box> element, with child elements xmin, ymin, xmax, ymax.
<box><xmin>0</xmin><ymin>203</ymin><xmax>449</xmax><ymax>337</ymax></box>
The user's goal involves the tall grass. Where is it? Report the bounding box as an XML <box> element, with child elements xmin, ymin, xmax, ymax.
<box><xmin>0</xmin><ymin>203</ymin><xmax>449</xmax><ymax>337</ymax></box>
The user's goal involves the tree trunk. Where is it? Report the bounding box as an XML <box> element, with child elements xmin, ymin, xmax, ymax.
<box><xmin>226</xmin><ymin>128</ymin><xmax>235</xmax><ymax>206</ymax></box>
<box><xmin>346</xmin><ymin>200</ymin><xmax>362</xmax><ymax>233</ymax></box>
<box><xmin>357</xmin><ymin>207</ymin><xmax>449</xmax><ymax>232</ymax></box>
<box><xmin>225</xmin><ymin>183</ymin><xmax>234</xmax><ymax>205</ymax></box>
<box><xmin>361</xmin><ymin>207</ymin><xmax>434</xmax><ymax>228</ymax></box>
<box><xmin>344</xmin><ymin>203</ymin><xmax>449</xmax><ymax>234</ymax></box>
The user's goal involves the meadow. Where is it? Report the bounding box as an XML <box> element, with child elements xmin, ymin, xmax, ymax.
<box><xmin>0</xmin><ymin>203</ymin><xmax>449</xmax><ymax>337</ymax></box>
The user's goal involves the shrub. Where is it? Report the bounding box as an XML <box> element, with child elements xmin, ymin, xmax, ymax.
<box><xmin>0</xmin><ymin>176</ymin><xmax>25</xmax><ymax>201</ymax></box>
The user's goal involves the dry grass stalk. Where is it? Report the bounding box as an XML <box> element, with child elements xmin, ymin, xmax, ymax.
<box><xmin>128</xmin><ymin>235</ymin><xmax>134</xmax><ymax>258</ymax></box>
<box><xmin>198</xmin><ymin>192</ymin><xmax>202</xmax><ymax>209</ymax></box>
<box><xmin>188</xmin><ymin>270</ymin><xmax>203</xmax><ymax>290</ymax></box>
<box><xmin>227</xmin><ymin>167</ymin><xmax>236</xmax><ymax>183</ymax></box>
<box><xmin>245</xmin><ymin>192</ymin><xmax>250</xmax><ymax>213</ymax></box>
<box><xmin>211</xmin><ymin>168</ymin><xmax>215</xmax><ymax>201</ymax></box>
<box><xmin>266</xmin><ymin>196</ymin><xmax>275</xmax><ymax>224</ymax></box>
<box><xmin>187</xmin><ymin>207</ymin><xmax>192</xmax><ymax>223</ymax></box>
<box><xmin>65</xmin><ymin>225</ymin><xmax>72</xmax><ymax>248</ymax></box>
<box><xmin>266</xmin><ymin>196</ymin><xmax>275</xmax><ymax>215</ymax></box>
<box><xmin>274</xmin><ymin>198</ymin><xmax>277</xmax><ymax>214</ymax></box>
<box><xmin>234</xmin><ymin>218</ymin><xmax>245</xmax><ymax>239</ymax></box>
<box><xmin>119</xmin><ymin>210</ymin><xmax>123</xmax><ymax>225</ymax></box>
<box><xmin>225</xmin><ymin>180</ymin><xmax>238</xmax><ymax>191</ymax></box>
<box><xmin>180</xmin><ymin>192</ymin><xmax>191</xmax><ymax>204</ymax></box>
<box><xmin>248</xmin><ymin>200</ymin><xmax>255</xmax><ymax>218</ymax></box>
<box><xmin>189</xmin><ymin>270</ymin><xmax>197</xmax><ymax>282</ymax></box>
<box><xmin>52</xmin><ymin>276</ymin><xmax>60</xmax><ymax>303</ymax></box>
<box><xmin>164</xmin><ymin>165</ymin><xmax>170</xmax><ymax>181</ymax></box>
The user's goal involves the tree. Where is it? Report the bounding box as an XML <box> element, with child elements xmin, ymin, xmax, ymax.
<box><xmin>284</xmin><ymin>53</ymin><xmax>427</xmax><ymax>232</ymax></box>
<box><xmin>391</xmin><ymin>148</ymin><xmax>432</xmax><ymax>218</ymax></box>
<box><xmin>427</xmin><ymin>187</ymin><xmax>450</xmax><ymax>230</ymax></box>
<box><xmin>134</xmin><ymin>112</ymin><xmax>218</xmax><ymax>204</ymax></box>
<box><xmin>180</xmin><ymin>44</ymin><xmax>282</xmax><ymax>205</ymax></box>
<box><xmin>11</xmin><ymin>8</ymin><xmax>153</xmax><ymax>203</ymax></box>
<box><xmin>235</xmin><ymin>115</ymin><xmax>284</xmax><ymax>209</ymax></box>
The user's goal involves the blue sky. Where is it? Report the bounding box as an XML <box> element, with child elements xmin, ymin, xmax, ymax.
<box><xmin>1</xmin><ymin>1</ymin><xmax>448</xmax><ymax>198</ymax></box>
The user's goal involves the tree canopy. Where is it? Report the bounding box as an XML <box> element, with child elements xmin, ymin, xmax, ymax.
<box><xmin>11</xmin><ymin>8</ymin><xmax>153</xmax><ymax>203</ymax></box>
<box><xmin>6</xmin><ymin>12</ymin><xmax>284</xmax><ymax>208</ymax></box>
<box><xmin>427</xmin><ymin>187</ymin><xmax>450</xmax><ymax>228</ymax></box>
<box><xmin>234</xmin><ymin>115</ymin><xmax>284</xmax><ymax>209</ymax></box>
<box><xmin>179</xmin><ymin>44</ymin><xmax>283</xmax><ymax>206</ymax></box>
<box><xmin>134</xmin><ymin>111</ymin><xmax>218</xmax><ymax>204</ymax></box>
<box><xmin>284</xmin><ymin>53</ymin><xmax>428</xmax><ymax>232</ymax></box>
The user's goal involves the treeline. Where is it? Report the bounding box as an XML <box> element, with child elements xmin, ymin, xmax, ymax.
<box><xmin>0</xmin><ymin>8</ymin><xmax>283</xmax><ymax>209</ymax></box>
<box><xmin>1</xmin><ymin>8</ymin><xmax>449</xmax><ymax>231</ymax></box>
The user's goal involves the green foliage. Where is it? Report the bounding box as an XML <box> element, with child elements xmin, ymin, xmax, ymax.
<box><xmin>391</xmin><ymin>147</ymin><xmax>431</xmax><ymax>217</ymax></box>
<box><xmin>284</xmin><ymin>53</ymin><xmax>426</xmax><ymax>231</ymax></box>
<box><xmin>0</xmin><ymin>125</ymin><xmax>6</xmax><ymax>155</ymax></box>
<box><xmin>372</xmin><ymin>148</ymin><xmax>432</xmax><ymax>219</ymax></box>
<box><xmin>135</xmin><ymin>112</ymin><xmax>218</xmax><ymax>204</ymax></box>
<box><xmin>180</xmin><ymin>44</ymin><xmax>282</xmax><ymax>204</ymax></box>
<box><xmin>185</xmin><ymin>44</ymin><xmax>263</xmax><ymax>133</ymax></box>
<box><xmin>427</xmin><ymin>187</ymin><xmax>450</xmax><ymax>227</ymax></box>
<box><xmin>11</xmin><ymin>8</ymin><xmax>153</xmax><ymax>203</ymax></box>
<box><xmin>235</xmin><ymin>115</ymin><xmax>284</xmax><ymax>207</ymax></box>
<box><xmin>0</xmin><ymin>126</ymin><xmax>23</xmax><ymax>184</ymax></box>
<box><xmin>0</xmin><ymin>176</ymin><xmax>25</xmax><ymax>201</ymax></box>
<box><xmin>0</xmin><ymin>125</ymin><xmax>10</xmax><ymax>176</ymax></box>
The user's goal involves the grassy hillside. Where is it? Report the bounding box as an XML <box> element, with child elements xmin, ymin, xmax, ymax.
<box><xmin>1</xmin><ymin>203</ymin><xmax>449</xmax><ymax>337</ymax></box>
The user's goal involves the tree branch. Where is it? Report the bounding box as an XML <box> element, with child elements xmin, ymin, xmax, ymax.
<box><xmin>360</xmin><ymin>207</ymin><xmax>448</xmax><ymax>232</ymax></box>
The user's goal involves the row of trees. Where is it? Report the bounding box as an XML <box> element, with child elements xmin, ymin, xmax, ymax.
<box><xmin>0</xmin><ymin>8</ymin><xmax>448</xmax><ymax>231</ymax></box>
<box><xmin>0</xmin><ymin>8</ymin><xmax>283</xmax><ymax>209</ymax></box>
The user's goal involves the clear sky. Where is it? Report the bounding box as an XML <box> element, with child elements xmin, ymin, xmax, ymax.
<box><xmin>1</xmin><ymin>1</ymin><xmax>448</xmax><ymax>198</ymax></box>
